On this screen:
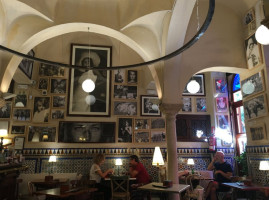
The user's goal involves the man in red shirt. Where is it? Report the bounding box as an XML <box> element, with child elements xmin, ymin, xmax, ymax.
<box><xmin>129</xmin><ymin>155</ymin><xmax>150</xmax><ymax>187</ymax></box>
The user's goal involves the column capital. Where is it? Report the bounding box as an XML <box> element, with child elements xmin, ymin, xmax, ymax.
<box><xmin>159</xmin><ymin>103</ymin><xmax>182</xmax><ymax>116</ymax></box>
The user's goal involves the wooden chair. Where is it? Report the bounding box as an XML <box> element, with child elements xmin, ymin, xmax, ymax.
<box><xmin>184</xmin><ymin>174</ymin><xmax>204</xmax><ymax>200</ymax></box>
<box><xmin>27</xmin><ymin>182</ymin><xmax>46</xmax><ymax>200</ymax></box>
<box><xmin>110</xmin><ymin>175</ymin><xmax>130</xmax><ymax>200</ymax></box>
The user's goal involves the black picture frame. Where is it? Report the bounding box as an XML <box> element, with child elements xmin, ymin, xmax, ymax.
<box><xmin>58</xmin><ymin>121</ymin><xmax>115</xmax><ymax>143</ymax></box>
<box><xmin>118</xmin><ymin>118</ymin><xmax>133</xmax><ymax>143</ymax></box>
<box><xmin>140</xmin><ymin>95</ymin><xmax>161</xmax><ymax>116</ymax></box>
<box><xmin>183</xmin><ymin>74</ymin><xmax>205</xmax><ymax>96</ymax></box>
<box><xmin>68</xmin><ymin>44</ymin><xmax>112</xmax><ymax>116</ymax></box>
<box><xmin>18</xmin><ymin>50</ymin><xmax>34</xmax><ymax>79</ymax></box>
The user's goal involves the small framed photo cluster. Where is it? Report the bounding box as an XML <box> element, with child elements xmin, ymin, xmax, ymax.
<box><xmin>181</xmin><ymin>97</ymin><xmax>207</xmax><ymax>113</ymax></box>
<box><xmin>117</xmin><ymin>117</ymin><xmax>165</xmax><ymax>143</ymax></box>
<box><xmin>244</xmin><ymin>8</ymin><xmax>256</xmax><ymax>37</ymax></box>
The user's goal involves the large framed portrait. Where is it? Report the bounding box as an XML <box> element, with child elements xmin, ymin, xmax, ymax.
<box><xmin>214</xmin><ymin>78</ymin><xmax>227</xmax><ymax>94</ymax></box>
<box><xmin>39</xmin><ymin>64</ymin><xmax>65</xmax><ymax>77</ymax></box>
<box><xmin>215</xmin><ymin>96</ymin><xmax>228</xmax><ymax>112</ymax></box>
<box><xmin>141</xmin><ymin>95</ymin><xmax>161</xmax><ymax>116</ymax></box>
<box><xmin>245</xmin><ymin>34</ymin><xmax>263</xmax><ymax>69</ymax></box>
<box><xmin>58</xmin><ymin>121</ymin><xmax>115</xmax><ymax>143</ymax></box>
<box><xmin>249</xmin><ymin>123</ymin><xmax>267</xmax><ymax>142</ymax></box>
<box><xmin>32</xmin><ymin>97</ymin><xmax>50</xmax><ymax>123</ymax></box>
<box><xmin>114</xmin><ymin>101</ymin><xmax>137</xmax><ymax>116</ymax></box>
<box><xmin>241</xmin><ymin>71</ymin><xmax>264</xmax><ymax>98</ymax></box>
<box><xmin>183</xmin><ymin>74</ymin><xmax>205</xmax><ymax>96</ymax></box>
<box><xmin>216</xmin><ymin>114</ymin><xmax>229</xmax><ymax>130</ymax></box>
<box><xmin>68</xmin><ymin>44</ymin><xmax>112</xmax><ymax>116</ymax></box>
<box><xmin>243</xmin><ymin>94</ymin><xmax>268</xmax><ymax>120</ymax></box>
<box><xmin>114</xmin><ymin>85</ymin><xmax>137</xmax><ymax>100</ymax></box>
<box><xmin>118</xmin><ymin>118</ymin><xmax>133</xmax><ymax>143</ymax></box>
<box><xmin>28</xmin><ymin>126</ymin><xmax>56</xmax><ymax>142</ymax></box>
<box><xmin>18</xmin><ymin>50</ymin><xmax>34</xmax><ymax>79</ymax></box>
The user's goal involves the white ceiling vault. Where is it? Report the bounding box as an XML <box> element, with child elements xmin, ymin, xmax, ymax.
<box><xmin>0</xmin><ymin>0</ymin><xmax>258</xmax><ymax>104</ymax></box>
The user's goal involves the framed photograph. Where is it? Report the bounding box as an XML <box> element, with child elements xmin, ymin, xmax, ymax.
<box><xmin>241</xmin><ymin>71</ymin><xmax>264</xmax><ymax>98</ymax></box>
<box><xmin>28</xmin><ymin>126</ymin><xmax>56</xmax><ymax>142</ymax></box>
<box><xmin>11</xmin><ymin>125</ymin><xmax>25</xmax><ymax>134</ymax></box>
<box><xmin>13</xmin><ymin>109</ymin><xmax>31</xmax><ymax>121</ymax></box>
<box><xmin>14</xmin><ymin>137</ymin><xmax>25</xmax><ymax>150</ymax></box>
<box><xmin>244</xmin><ymin>8</ymin><xmax>255</xmax><ymax>25</ymax></box>
<box><xmin>39</xmin><ymin>64</ymin><xmax>65</xmax><ymax>77</ymax></box>
<box><xmin>216</xmin><ymin>115</ymin><xmax>229</xmax><ymax>130</ymax></box>
<box><xmin>118</xmin><ymin>118</ymin><xmax>133</xmax><ymax>143</ymax></box>
<box><xmin>141</xmin><ymin>95</ymin><xmax>161</xmax><ymax>116</ymax></box>
<box><xmin>58</xmin><ymin>121</ymin><xmax>115</xmax><ymax>143</ymax></box>
<box><xmin>182</xmin><ymin>97</ymin><xmax>192</xmax><ymax>112</ymax></box>
<box><xmin>18</xmin><ymin>50</ymin><xmax>34</xmax><ymax>79</ymax></box>
<box><xmin>151</xmin><ymin>118</ymin><xmax>165</xmax><ymax>129</ymax></box>
<box><xmin>247</xmin><ymin>20</ymin><xmax>256</xmax><ymax>36</ymax></box>
<box><xmin>134</xmin><ymin>119</ymin><xmax>149</xmax><ymax>130</ymax></box>
<box><xmin>151</xmin><ymin>131</ymin><xmax>166</xmax><ymax>143</ymax></box>
<box><xmin>221</xmin><ymin>132</ymin><xmax>233</xmax><ymax>147</ymax></box>
<box><xmin>52</xmin><ymin>95</ymin><xmax>66</xmax><ymax>108</ymax></box>
<box><xmin>245</xmin><ymin>34</ymin><xmax>263</xmax><ymax>69</ymax></box>
<box><xmin>38</xmin><ymin>78</ymin><xmax>49</xmax><ymax>90</ymax></box>
<box><xmin>196</xmin><ymin>98</ymin><xmax>207</xmax><ymax>112</ymax></box>
<box><xmin>114</xmin><ymin>101</ymin><xmax>137</xmax><ymax>116</ymax></box>
<box><xmin>249</xmin><ymin>123</ymin><xmax>267</xmax><ymax>142</ymax></box>
<box><xmin>216</xmin><ymin>97</ymin><xmax>228</xmax><ymax>112</ymax></box>
<box><xmin>127</xmin><ymin>70</ymin><xmax>137</xmax><ymax>84</ymax></box>
<box><xmin>243</xmin><ymin>94</ymin><xmax>268</xmax><ymax>120</ymax></box>
<box><xmin>214</xmin><ymin>78</ymin><xmax>227</xmax><ymax>94</ymax></box>
<box><xmin>32</xmin><ymin>97</ymin><xmax>50</xmax><ymax>123</ymax></box>
<box><xmin>183</xmin><ymin>74</ymin><xmax>205</xmax><ymax>96</ymax></box>
<box><xmin>0</xmin><ymin>102</ymin><xmax>12</xmax><ymax>119</ymax></box>
<box><xmin>134</xmin><ymin>131</ymin><xmax>150</xmax><ymax>143</ymax></box>
<box><xmin>114</xmin><ymin>85</ymin><xmax>137</xmax><ymax>99</ymax></box>
<box><xmin>114</xmin><ymin>69</ymin><xmax>125</xmax><ymax>84</ymax></box>
<box><xmin>14</xmin><ymin>93</ymin><xmax>27</xmax><ymax>108</ymax></box>
<box><xmin>51</xmin><ymin>109</ymin><xmax>65</xmax><ymax>120</ymax></box>
<box><xmin>68</xmin><ymin>44</ymin><xmax>112</xmax><ymax>116</ymax></box>
<box><xmin>50</xmin><ymin>79</ymin><xmax>67</xmax><ymax>94</ymax></box>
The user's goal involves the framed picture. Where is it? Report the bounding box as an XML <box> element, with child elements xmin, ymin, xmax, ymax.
<box><xmin>245</xmin><ymin>34</ymin><xmax>263</xmax><ymax>69</ymax></box>
<box><xmin>14</xmin><ymin>137</ymin><xmax>25</xmax><ymax>150</ymax></box>
<box><xmin>39</xmin><ymin>64</ymin><xmax>65</xmax><ymax>77</ymax></box>
<box><xmin>243</xmin><ymin>94</ymin><xmax>268</xmax><ymax>120</ymax></box>
<box><xmin>141</xmin><ymin>95</ymin><xmax>161</xmax><ymax>116</ymax></box>
<box><xmin>244</xmin><ymin>8</ymin><xmax>255</xmax><ymax>25</ymax></box>
<box><xmin>50</xmin><ymin>79</ymin><xmax>67</xmax><ymax>94</ymax></box>
<box><xmin>38</xmin><ymin>78</ymin><xmax>49</xmax><ymax>90</ymax></box>
<box><xmin>241</xmin><ymin>71</ymin><xmax>264</xmax><ymax>98</ymax></box>
<box><xmin>182</xmin><ymin>97</ymin><xmax>192</xmax><ymax>112</ymax></box>
<box><xmin>68</xmin><ymin>44</ymin><xmax>112</xmax><ymax>116</ymax></box>
<box><xmin>28</xmin><ymin>126</ymin><xmax>56</xmax><ymax>142</ymax></box>
<box><xmin>51</xmin><ymin>109</ymin><xmax>65</xmax><ymax>120</ymax></box>
<box><xmin>214</xmin><ymin>78</ymin><xmax>227</xmax><ymax>94</ymax></box>
<box><xmin>0</xmin><ymin>102</ymin><xmax>12</xmax><ymax>119</ymax></box>
<box><xmin>18</xmin><ymin>50</ymin><xmax>34</xmax><ymax>79</ymax></box>
<box><xmin>221</xmin><ymin>132</ymin><xmax>233</xmax><ymax>147</ymax></box>
<box><xmin>151</xmin><ymin>131</ymin><xmax>165</xmax><ymax>142</ymax></box>
<box><xmin>216</xmin><ymin>114</ymin><xmax>229</xmax><ymax>130</ymax></box>
<box><xmin>216</xmin><ymin>97</ymin><xmax>228</xmax><ymax>112</ymax></box>
<box><xmin>12</xmin><ymin>109</ymin><xmax>31</xmax><ymax>121</ymax></box>
<box><xmin>134</xmin><ymin>131</ymin><xmax>150</xmax><ymax>143</ymax></box>
<box><xmin>134</xmin><ymin>119</ymin><xmax>149</xmax><ymax>130</ymax></box>
<box><xmin>247</xmin><ymin>20</ymin><xmax>256</xmax><ymax>37</ymax></box>
<box><xmin>114</xmin><ymin>85</ymin><xmax>137</xmax><ymax>100</ymax></box>
<box><xmin>118</xmin><ymin>118</ymin><xmax>133</xmax><ymax>143</ymax></box>
<box><xmin>58</xmin><ymin>121</ymin><xmax>115</xmax><ymax>143</ymax></box>
<box><xmin>127</xmin><ymin>70</ymin><xmax>137</xmax><ymax>84</ymax></box>
<box><xmin>151</xmin><ymin>118</ymin><xmax>165</xmax><ymax>129</ymax></box>
<box><xmin>11</xmin><ymin>125</ymin><xmax>25</xmax><ymax>134</ymax></box>
<box><xmin>196</xmin><ymin>98</ymin><xmax>207</xmax><ymax>112</ymax></box>
<box><xmin>32</xmin><ymin>97</ymin><xmax>50</xmax><ymax>123</ymax></box>
<box><xmin>14</xmin><ymin>93</ymin><xmax>27</xmax><ymax>107</ymax></box>
<box><xmin>114</xmin><ymin>69</ymin><xmax>125</xmax><ymax>84</ymax></box>
<box><xmin>52</xmin><ymin>95</ymin><xmax>66</xmax><ymax>108</ymax></box>
<box><xmin>114</xmin><ymin>101</ymin><xmax>137</xmax><ymax>116</ymax></box>
<box><xmin>249</xmin><ymin>123</ymin><xmax>267</xmax><ymax>142</ymax></box>
<box><xmin>183</xmin><ymin>74</ymin><xmax>205</xmax><ymax>96</ymax></box>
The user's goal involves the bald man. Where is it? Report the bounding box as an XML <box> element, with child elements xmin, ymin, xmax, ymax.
<box><xmin>205</xmin><ymin>151</ymin><xmax>233</xmax><ymax>200</ymax></box>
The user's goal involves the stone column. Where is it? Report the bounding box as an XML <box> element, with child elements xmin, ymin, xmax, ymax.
<box><xmin>160</xmin><ymin>103</ymin><xmax>182</xmax><ymax>199</ymax></box>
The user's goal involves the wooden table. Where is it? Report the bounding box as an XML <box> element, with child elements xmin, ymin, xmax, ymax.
<box><xmin>31</xmin><ymin>178</ymin><xmax>69</xmax><ymax>190</ymax></box>
<box><xmin>221</xmin><ymin>182</ymin><xmax>266</xmax><ymax>200</ymax></box>
<box><xmin>35</xmin><ymin>187</ymin><xmax>97</xmax><ymax>199</ymax></box>
<box><xmin>138</xmin><ymin>182</ymin><xmax>190</xmax><ymax>200</ymax></box>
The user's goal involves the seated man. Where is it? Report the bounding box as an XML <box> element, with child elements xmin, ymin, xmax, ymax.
<box><xmin>205</xmin><ymin>151</ymin><xmax>233</xmax><ymax>200</ymax></box>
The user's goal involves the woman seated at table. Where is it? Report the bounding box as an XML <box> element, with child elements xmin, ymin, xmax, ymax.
<box><xmin>90</xmin><ymin>153</ymin><xmax>114</xmax><ymax>199</ymax></box>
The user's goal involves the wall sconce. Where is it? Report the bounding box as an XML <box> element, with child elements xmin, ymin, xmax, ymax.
<box><xmin>115</xmin><ymin>158</ymin><xmax>123</xmax><ymax>176</ymax></box>
<box><xmin>187</xmin><ymin>158</ymin><xmax>195</xmax><ymax>174</ymax></box>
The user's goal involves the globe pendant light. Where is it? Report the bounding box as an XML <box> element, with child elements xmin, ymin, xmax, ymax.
<box><xmin>82</xmin><ymin>79</ymin><xmax>95</xmax><ymax>92</ymax></box>
<box><xmin>187</xmin><ymin>80</ymin><xmax>200</xmax><ymax>94</ymax></box>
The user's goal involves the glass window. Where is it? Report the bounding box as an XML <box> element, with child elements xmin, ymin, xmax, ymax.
<box><xmin>236</xmin><ymin>106</ymin><xmax>246</xmax><ymax>134</ymax></box>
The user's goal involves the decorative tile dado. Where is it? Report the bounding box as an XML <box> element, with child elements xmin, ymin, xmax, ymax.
<box><xmin>246</xmin><ymin>145</ymin><xmax>269</xmax><ymax>154</ymax></box>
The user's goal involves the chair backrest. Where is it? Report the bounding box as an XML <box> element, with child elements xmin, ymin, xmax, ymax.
<box><xmin>27</xmin><ymin>181</ymin><xmax>34</xmax><ymax>196</ymax></box>
<box><xmin>185</xmin><ymin>174</ymin><xmax>204</xmax><ymax>191</ymax></box>
<box><xmin>110</xmin><ymin>175</ymin><xmax>129</xmax><ymax>196</ymax></box>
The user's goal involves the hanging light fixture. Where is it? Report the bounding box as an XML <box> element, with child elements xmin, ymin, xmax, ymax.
<box><xmin>85</xmin><ymin>94</ymin><xmax>96</xmax><ymax>105</ymax></box>
<box><xmin>187</xmin><ymin>79</ymin><xmax>200</xmax><ymax>94</ymax></box>
<box><xmin>255</xmin><ymin>0</ymin><xmax>269</xmax><ymax>45</ymax></box>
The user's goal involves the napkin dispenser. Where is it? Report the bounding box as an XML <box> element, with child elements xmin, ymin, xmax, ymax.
<box><xmin>163</xmin><ymin>180</ymin><xmax>173</xmax><ymax>187</ymax></box>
